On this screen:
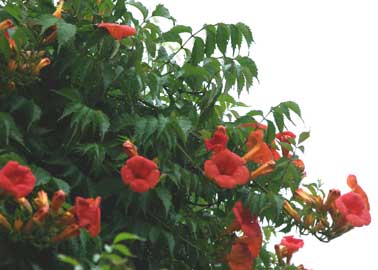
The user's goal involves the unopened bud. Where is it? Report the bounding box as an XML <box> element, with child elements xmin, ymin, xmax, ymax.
<box><xmin>283</xmin><ymin>200</ymin><xmax>301</xmax><ymax>222</ymax></box>
<box><xmin>16</xmin><ymin>197</ymin><xmax>33</xmax><ymax>213</ymax></box>
<box><xmin>0</xmin><ymin>212</ymin><xmax>11</xmax><ymax>231</ymax></box>
<box><xmin>51</xmin><ymin>190</ymin><xmax>66</xmax><ymax>213</ymax></box>
<box><xmin>250</xmin><ymin>160</ymin><xmax>275</xmax><ymax>179</ymax></box>
<box><xmin>13</xmin><ymin>218</ymin><xmax>23</xmax><ymax>232</ymax></box>
<box><xmin>324</xmin><ymin>189</ymin><xmax>341</xmax><ymax>211</ymax></box>
<box><xmin>295</xmin><ymin>189</ymin><xmax>317</xmax><ymax>205</ymax></box>
<box><xmin>0</xmin><ymin>19</ymin><xmax>13</xmax><ymax>31</ymax></box>
<box><xmin>122</xmin><ymin>140</ymin><xmax>138</xmax><ymax>157</ymax></box>
<box><xmin>304</xmin><ymin>213</ymin><xmax>315</xmax><ymax>228</ymax></box>
<box><xmin>52</xmin><ymin>224</ymin><xmax>80</xmax><ymax>243</ymax></box>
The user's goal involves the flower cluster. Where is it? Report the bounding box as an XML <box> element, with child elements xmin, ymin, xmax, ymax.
<box><xmin>285</xmin><ymin>174</ymin><xmax>371</xmax><ymax>241</ymax></box>
<box><xmin>225</xmin><ymin>202</ymin><xmax>262</xmax><ymax>270</ymax></box>
<box><xmin>0</xmin><ymin>161</ymin><xmax>101</xmax><ymax>246</ymax></box>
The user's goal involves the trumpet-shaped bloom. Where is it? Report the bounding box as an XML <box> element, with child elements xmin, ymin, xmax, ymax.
<box><xmin>280</xmin><ymin>235</ymin><xmax>304</xmax><ymax>254</ymax></box>
<box><xmin>74</xmin><ymin>196</ymin><xmax>101</xmax><ymax>237</ymax></box>
<box><xmin>0</xmin><ymin>161</ymin><xmax>36</xmax><ymax>198</ymax></box>
<box><xmin>204</xmin><ymin>125</ymin><xmax>228</xmax><ymax>152</ymax></box>
<box><xmin>244</xmin><ymin>130</ymin><xmax>273</xmax><ymax>164</ymax></box>
<box><xmin>335</xmin><ymin>192</ymin><xmax>371</xmax><ymax>227</ymax></box>
<box><xmin>204</xmin><ymin>149</ymin><xmax>249</xmax><ymax>189</ymax></box>
<box><xmin>121</xmin><ymin>155</ymin><xmax>160</xmax><ymax>192</ymax></box>
<box><xmin>227</xmin><ymin>242</ymin><xmax>254</xmax><ymax>270</ymax></box>
<box><xmin>97</xmin><ymin>23</ymin><xmax>136</xmax><ymax>40</ymax></box>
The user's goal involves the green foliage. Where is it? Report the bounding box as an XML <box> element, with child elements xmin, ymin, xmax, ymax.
<box><xmin>0</xmin><ymin>1</ymin><xmax>315</xmax><ymax>270</ymax></box>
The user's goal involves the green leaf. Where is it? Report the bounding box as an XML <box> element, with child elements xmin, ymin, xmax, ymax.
<box><xmin>152</xmin><ymin>4</ymin><xmax>173</xmax><ymax>21</ymax></box>
<box><xmin>0</xmin><ymin>112</ymin><xmax>24</xmax><ymax>146</ymax></box>
<box><xmin>33</xmin><ymin>14</ymin><xmax>59</xmax><ymax>34</ymax></box>
<box><xmin>236</xmin><ymin>22</ymin><xmax>253</xmax><ymax>47</ymax></box>
<box><xmin>52</xmin><ymin>88</ymin><xmax>82</xmax><ymax>102</ymax></box>
<box><xmin>127</xmin><ymin>0</ymin><xmax>148</xmax><ymax>20</ymax></box>
<box><xmin>148</xmin><ymin>227</ymin><xmax>161</xmax><ymax>243</ymax></box>
<box><xmin>230</xmin><ymin>24</ymin><xmax>242</xmax><ymax>54</ymax></box>
<box><xmin>32</xmin><ymin>165</ymin><xmax>53</xmax><ymax>186</ymax></box>
<box><xmin>56</xmin><ymin>20</ymin><xmax>77</xmax><ymax>49</ymax></box>
<box><xmin>298</xmin><ymin>131</ymin><xmax>310</xmax><ymax>144</ymax></box>
<box><xmin>8</xmin><ymin>97</ymin><xmax>42</xmax><ymax>131</ymax></box>
<box><xmin>265</xmin><ymin>120</ymin><xmax>276</xmax><ymax>145</ymax></box>
<box><xmin>273</xmin><ymin>107</ymin><xmax>284</xmax><ymax>132</ymax></box>
<box><xmin>191</xmin><ymin>37</ymin><xmax>205</xmax><ymax>65</ymax></box>
<box><xmin>75</xmin><ymin>143</ymin><xmax>106</xmax><ymax>169</ymax></box>
<box><xmin>155</xmin><ymin>187</ymin><xmax>172</xmax><ymax>215</ymax></box>
<box><xmin>112</xmin><ymin>244</ymin><xmax>133</xmax><ymax>257</ymax></box>
<box><xmin>164</xmin><ymin>232</ymin><xmax>175</xmax><ymax>257</ymax></box>
<box><xmin>216</xmin><ymin>23</ymin><xmax>230</xmax><ymax>55</ymax></box>
<box><xmin>0</xmin><ymin>34</ymin><xmax>11</xmax><ymax>60</ymax></box>
<box><xmin>205</xmin><ymin>25</ymin><xmax>216</xmax><ymax>57</ymax></box>
<box><xmin>283</xmin><ymin>101</ymin><xmax>302</xmax><ymax>118</ymax></box>
<box><xmin>58</xmin><ymin>254</ymin><xmax>81</xmax><ymax>267</ymax></box>
<box><xmin>53</xmin><ymin>177</ymin><xmax>71</xmax><ymax>194</ymax></box>
<box><xmin>113</xmin><ymin>232</ymin><xmax>144</xmax><ymax>244</ymax></box>
<box><xmin>60</xmin><ymin>103</ymin><xmax>110</xmax><ymax>141</ymax></box>
<box><xmin>4</xmin><ymin>5</ymin><xmax>22</xmax><ymax>22</ymax></box>
<box><xmin>161</xmin><ymin>25</ymin><xmax>192</xmax><ymax>44</ymax></box>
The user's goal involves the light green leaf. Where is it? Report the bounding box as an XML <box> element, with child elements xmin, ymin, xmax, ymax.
<box><xmin>113</xmin><ymin>232</ymin><xmax>144</xmax><ymax>244</ymax></box>
<box><xmin>112</xmin><ymin>244</ymin><xmax>133</xmax><ymax>257</ymax></box>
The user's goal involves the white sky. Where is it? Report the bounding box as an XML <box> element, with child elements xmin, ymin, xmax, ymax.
<box><xmin>146</xmin><ymin>1</ymin><xmax>377</xmax><ymax>269</ymax></box>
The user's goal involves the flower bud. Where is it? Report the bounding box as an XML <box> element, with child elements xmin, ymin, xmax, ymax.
<box><xmin>122</xmin><ymin>140</ymin><xmax>138</xmax><ymax>157</ymax></box>
<box><xmin>304</xmin><ymin>213</ymin><xmax>315</xmax><ymax>228</ymax></box>
<box><xmin>34</xmin><ymin>190</ymin><xmax>49</xmax><ymax>210</ymax></box>
<box><xmin>250</xmin><ymin>160</ymin><xmax>275</xmax><ymax>179</ymax></box>
<box><xmin>51</xmin><ymin>190</ymin><xmax>66</xmax><ymax>213</ymax></box>
<box><xmin>7</xmin><ymin>59</ymin><xmax>17</xmax><ymax>72</ymax></box>
<box><xmin>294</xmin><ymin>189</ymin><xmax>317</xmax><ymax>205</ymax></box>
<box><xmin>52</xmin><ymin>224</ymin><xmax>80</xmax><ymax>243</ymax></box>
<box><xmin>13</xmin><ymin>218</ymin><xmax>23</xmax><ymax>232</ymax></box>
<box><xmin>283</xmin><ymin>201</ymin><xmax>301</xmax><ymax>222</ymax></box>
<box><xmin>0</xmin><ymin>19</ymin><xmax>13</xmax><ymax>31</ymax></box>
<box><xmin>0</xmin><ymin>212</ymin><xmax>11</xmax><ymax>231</ymax></box>
<box><xmin>324</xmin><ymin>189</ymin><xmax>341</xmax><ymax>211</ymax></box>
<box><xmin>16</xmin><ymin>197</ymin><xmax>33</xmax><ymax>213</ymax></box>
<box><xmin>32</xmin><ymin>58</ymin><xmax>51</xmax><ymax>75</ymax></box>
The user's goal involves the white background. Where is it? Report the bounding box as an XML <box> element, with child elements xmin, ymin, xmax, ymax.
<box><xmin>145</xmin><ymin>1</ymin><xmax>377</xmax><ymax>269</ymax></box>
